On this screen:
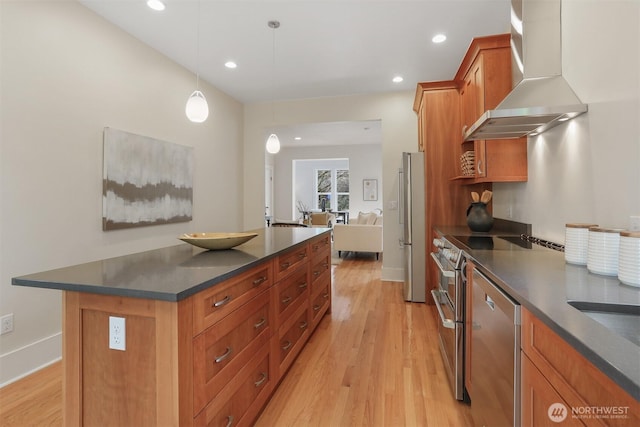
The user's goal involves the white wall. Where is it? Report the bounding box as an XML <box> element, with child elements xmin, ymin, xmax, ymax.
<box><xmin>0</xmin><ymin>1</ymin><xmax>244</xmax><ymax>385</ymax></box>
<box><xmin>244</xmin><ymin>92</ymin><xmax>417</xmax><ymax>282</ymax></box>
<box><xmin>493</xmin><ymin>0</ymin><xmax>640</xmax><ymax>242</ymax></box>
<box><xmin>275</xmin><ymin>144</ymin><xmax>383</xmax><ymax>221</ymax></box>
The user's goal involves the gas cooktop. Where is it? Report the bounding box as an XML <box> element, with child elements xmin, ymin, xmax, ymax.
<box><xmin>449</xmin><ymin>234</ymin><xmax>564</xmax><ymax>252</ymax></box>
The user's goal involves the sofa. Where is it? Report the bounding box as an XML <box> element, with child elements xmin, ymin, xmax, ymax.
<box><xmin>332</xmin><ymin>212</ymin><xmax>383</xmax><ymax>259</ymax></box>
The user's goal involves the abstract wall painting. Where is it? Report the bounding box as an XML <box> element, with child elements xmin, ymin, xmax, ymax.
<box><xmin>102</xmin><ymin>127</ymin><xmax>194</xmax><ymax>230</ymax></box>
<box><xmin>363</xmin><ymin>179</ymin><xmax>378</xmax><ymax>201</ymax></box>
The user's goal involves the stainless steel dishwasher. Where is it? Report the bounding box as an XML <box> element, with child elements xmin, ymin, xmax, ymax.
<box><xmin>470</xmin><ymin>268</ymin><xmax>521</xmax><ymax>427</ymax></box>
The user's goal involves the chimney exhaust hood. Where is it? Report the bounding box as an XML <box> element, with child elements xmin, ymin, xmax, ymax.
<box><xmin>464</xmin><ymin>0</ymin><xmax>587</xmax><ymax>141</ymax></box>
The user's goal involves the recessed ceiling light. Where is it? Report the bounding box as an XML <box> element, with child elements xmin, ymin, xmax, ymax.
<box><xmin>146</xmin><ymin>0</ymin><xmax>166</xmax><ymax>11</ymax></box>
<box><xmin>294</xmin><ymin>137</ymin><xmax>302</xmax><ymax>141</ymax></box>
<box><xmin>432</xmin><ymin>34</ymin><xmax>447</xmax><ymax>43</ymax></box>
<box><xmin>392</xmin><ymin>76</ymin><xmax>404</xmax><ymax>83</ymax></box>
<box><xmin>224</xmin><ymin>61</ymin><xmax>237</xmax><ymax>69</ymax></box>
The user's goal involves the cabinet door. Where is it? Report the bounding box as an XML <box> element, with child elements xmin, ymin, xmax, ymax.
<box><xmin>522</xmin><ymin>353</ymin><xmax>585</xmax><ymax>427</ymax></box>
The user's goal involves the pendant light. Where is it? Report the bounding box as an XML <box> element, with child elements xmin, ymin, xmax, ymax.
<box><xmin>186</xmin><ymin>1</ymin><xmax>209</xmax><ymax>123</ymax></box>
<box><xmin>265</xmin><ymin>20</ymin><xmax>281</xmax><ymax>154</ymax></box>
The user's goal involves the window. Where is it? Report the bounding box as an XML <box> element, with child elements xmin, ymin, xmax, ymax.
<box><xmin>336</xmin><ymin>169</ymin><xmax>350</xmax><ymax>211</ymax></box>
<box><xmin>316</xmin><ymin>169</ymin><xmax>349</xmax><ymax>211</ymax></box>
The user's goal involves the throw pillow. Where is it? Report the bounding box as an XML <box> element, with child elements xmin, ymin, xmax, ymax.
<box><xmin>357</xmin><ymin>211</ymin><xmax>377</xmax><ymax>225</ymax></box>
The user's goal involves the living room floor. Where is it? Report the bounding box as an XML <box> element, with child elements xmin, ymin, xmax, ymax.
<box><xmin>0</xmin><ymin>255</ymin><xmax>472</xmax><ymax>426</ymax></box>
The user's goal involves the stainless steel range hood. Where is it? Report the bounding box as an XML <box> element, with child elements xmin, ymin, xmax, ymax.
<box><xmin>464</xmin><ymin>0</ymin><xmax>587</xmax><ymax>141</ymax></box>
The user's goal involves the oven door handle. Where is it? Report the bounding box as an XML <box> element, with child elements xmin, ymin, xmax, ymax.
<box><xmin>430</xmin><ymin>253</ymin><xmax>455</xmax><ymax>278</ymax></box>
<box><xmin>431</xmin><ymin>290</ymin><xmax>456</xmax><ymax>329</ymax></box>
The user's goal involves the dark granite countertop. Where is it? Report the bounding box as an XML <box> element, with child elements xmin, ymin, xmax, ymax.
<box><xmin>12</xmin><ymin>227</ymin><xmax>331</xmax><ymax>302</ymax></box>
<box><xmin>435</xmin><ymin>225</ymin><xmax>640</xmax><ymax>401</ymax></box>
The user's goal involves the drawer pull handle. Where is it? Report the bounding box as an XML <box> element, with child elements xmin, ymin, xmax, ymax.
<box><xmin>299</xmin><ymin>321</ymin><xmax>308</xmax><ymax>330</ymax></box>
<box><xmin>313</xmin><ymin>245</ymin><xmax>319</xmax><ymax>250</ymax></box>
<box><xmin>252</xmin><ymin>276</ymin><xmax>267</xmax><ymax>286</ymax></box>
<box><xmin>281</xmin><ymin>262</ymin><xmax>291</xmax><ymax>269</ymax></box>
<box><xmin>313</xmin><ymin>304</ymin><xmax>321</xmax><ymax>312</ymax></box>
<box><xmin>298</xmin><ymin>282</ymin><xmax>308</xmax><ymax>289</ymax></box>
<box><xmin>313</xmin><ymin>270</ymin><xmax>321</xmax><ymax>277</ymax></box>
<box><xmin>215</xmin><ymin>347</ymin><xmax>233</xmax><ymax>364</ymax></box>
<box><xmin>323</xmin><ymin>263</ymin><xmax>329</xmax><ymax>269</ymax></box>
<box><xmin>282</xmin><ymin>340</ymin><xmax>292</xmax><ymax>351</ymax></box>
<box><xmin>323</xmin><ymin>293</ymin><xmax>329</xmax><ymax>299</ymax></box>
<box><xmin>254</xmin><ymin>317</ymin><xmax>266</xmax><ymax>329</ymax></box>
<box><xmin>213</xmin><ymin>295</ymin><xmax>231</xmax><ymax>308</ymax></box>
<box><xmin>282</xmin><ymin>296</ymin><xmax>292</xmax><ymax>305</ymax></box>
<box><xmin>224</xmin><ymin>415</ymin><xmax>234</xmax><ymax>427</ymax></box>
<box><xmin>254</xmin><ymin>372</ymin><xmax>268</xmax><ymax>387</ymax></box>
<box><xmin>298</xmin><ymin>252</ymin><xmax>307</xmax><ymax>259</ymax></box>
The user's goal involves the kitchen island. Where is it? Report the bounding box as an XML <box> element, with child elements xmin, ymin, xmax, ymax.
<box><xmin>436</xmin><ymin>225</ymin><xmax>639</xmax><ymax>425</ymax></box>
<box><xmin>12</xmin><ymin>227</ymin><xmax>333</xmax><ymax>427</ymax></box>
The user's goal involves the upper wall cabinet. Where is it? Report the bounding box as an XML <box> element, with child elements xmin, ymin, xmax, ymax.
<box><xmin>454</xmin><ymin>34</ymin><xmax>528</xmax><ymax>183</ymax></box>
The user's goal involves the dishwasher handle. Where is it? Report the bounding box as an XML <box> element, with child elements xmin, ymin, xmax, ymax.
<box><xmin>431</xmin><ymin>290</ymin><xmax>456</xmax><ymax>329</ymax></box>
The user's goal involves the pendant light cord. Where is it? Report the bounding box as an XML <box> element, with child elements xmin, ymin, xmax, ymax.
<box><xmin>196</xmin><ymin>0</ymin><xmax>201</xmax><ymax>89</ymax></box>
<box><xmin>271</xmin><ymin>22</ymin><xmax>276</xmax><ymax>124</ymax></box>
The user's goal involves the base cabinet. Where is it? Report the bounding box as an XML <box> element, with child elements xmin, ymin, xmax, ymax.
<box><xmin>522</xmin><ymin>353</ymin><xmax>586</xmax><ymax>427</ymax></box>
<box><xmin>521</xmin><ymin>307</ymin><xmax>639</xmax><ymax>427</ymax></box>
<box><xmin>62</xmin><ymin>232</ymin><xmax>332</xmax><ymax>427</ymax></box>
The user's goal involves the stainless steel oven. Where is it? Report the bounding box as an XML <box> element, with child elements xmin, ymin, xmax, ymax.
<box><xmin>430</xmin><ymin>233</ymin><xmax>467</xmax><ymax>401</ymax></box>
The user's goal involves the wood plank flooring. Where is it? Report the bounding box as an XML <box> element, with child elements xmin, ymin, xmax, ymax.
<box><xmin>0</xmin><ymin>361</ymin><xmax>62</xmax><ymax>426</ymax></box>
<box><xmin>255</xmin><ymin>254</ymin><xmax>473</xmax><ymax>426</ymax></box>
<box><xmin>0</xmin><ymin>254</ymin><xmax>472</xmax><ymax>427</ymax></box>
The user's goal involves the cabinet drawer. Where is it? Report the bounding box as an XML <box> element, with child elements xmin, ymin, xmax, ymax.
<box><xmin>310</xmin><ymin>282</ymin><xmax>330</xmax><ymax>330</ymax></box>
<box><xmin>192</xmin><ymin>291</ymin><xmax>271</xmax><ymax>414</ymax></box>
<box><xmin>275</xmin><ymin>303</ymin><xmax>310</xmax><ymax>376</ymax></box>
<box><xmin>275</xmin><ymin>245</ymin><xmax>309</xmax><ymax>281</ymax></box>
<box><xmin>310</xmin><ymin>233</ymin><xmax>331</xmax><ymax>255</ymax></box>
<box><xmin>521</xmin><ymin>308</ymin><xmax>640</xmax><ymax>426</ymax></box>
<box><xmin>193</xmin><ymin>264</ymin><xmax>272</xmax><ymax>335</ymax></box>
<box><xmin>194</xmin><ymin>344</ymin><xmax>272</xmax><ymax>427</ymax></box>
<box><xmin>310</xmin><ymin>253</ymin><xmax>330</xmax><ymax>287</ymax></box>
<box><xmin>275</xmin><ymin>264</ymin><xmax>309</xmax><ymax>326</ymax></box>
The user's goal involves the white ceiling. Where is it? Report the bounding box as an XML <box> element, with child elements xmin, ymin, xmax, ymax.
<box><xmin>78</xmin><ymin>0</ymin><xmax>512</xmax><ymax>147</ymax></box>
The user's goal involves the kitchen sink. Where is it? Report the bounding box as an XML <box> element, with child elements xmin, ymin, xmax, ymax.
<box><xmin>567</xmin><ymin>301</ymin><xmax>640</xmax><ymax>346</ymax></box>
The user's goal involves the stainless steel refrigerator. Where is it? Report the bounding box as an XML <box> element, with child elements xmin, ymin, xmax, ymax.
<box><xmin>400</xmin><ymin>152</ymin><xmax>426</xmax><ymax>302</ymax></box>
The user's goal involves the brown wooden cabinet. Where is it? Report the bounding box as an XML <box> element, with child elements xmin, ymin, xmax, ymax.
<box><xmin>62</xmin><ymin>232</ymin><xmax>332</xmax><ymax>427</ymax></box>
<box><xmin>521</xmin><ymin>307</ymin><xmax>640</xmax><ymax>427</ymax></box>
<box><xmin>414</xmin><ymin>83</ymin><xmax>470</xmax><ymax>300</ymax></box>
<box><xmin>454</xmin><ymin>34</ymin><xmax>528</xmax><ymax>183</ymax></box>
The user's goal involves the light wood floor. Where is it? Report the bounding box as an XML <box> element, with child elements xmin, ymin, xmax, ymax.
<box><xmin>0</xmin><ymin>254</ymin><xmax>472</xmax><ymax>427</ymax></box>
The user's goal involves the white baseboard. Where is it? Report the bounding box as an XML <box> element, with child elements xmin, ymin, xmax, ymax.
<box><xmin>381</xmin><ymin>266</ymin><xmax>404</xmax><ymax>282</ymax></box>
<box><xmin>0</xmin><ymin>332</ymin><xmax>62</xmax><ymax>388</ymax></box>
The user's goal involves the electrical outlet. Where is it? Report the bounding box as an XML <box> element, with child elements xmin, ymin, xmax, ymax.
<box><xmin>630</xmin><ymin>215</ymin><xmax>640</xmax><ymax>232</ymax></box>
<box><xmin>109</xmin><ymin>316</ymin><xmax>126</xmax><ymax>351</ymax></box>
<box><xmin>1</xmin><ymin>314</ymin><xmax>14</xmax><ymax>335</ymax></box>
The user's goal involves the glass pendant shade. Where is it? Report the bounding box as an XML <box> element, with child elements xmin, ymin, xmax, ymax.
<box><xmin>185</xmin><ymin>90</ymin><xmax>209</xmax><ymax>123</ymax></box>
<box><xmin>266</xmin><ymin>133</ymin><xmax>281</xmax><ymax>154</ymax></box>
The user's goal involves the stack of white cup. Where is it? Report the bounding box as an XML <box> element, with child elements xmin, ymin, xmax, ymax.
<box><xmin>618</xmin><ymin>231</ymin><xmax>640</xmax><ymax>287</ymax></box>
<box><xmin>565</xmin><ymin>223</ymin><xmax>598</xmax><ymax>265</ymax></box>
<box><xmin>586</xmin><ymin>227</ymin><xmax>624</xmax><ymax>276</ymax></box>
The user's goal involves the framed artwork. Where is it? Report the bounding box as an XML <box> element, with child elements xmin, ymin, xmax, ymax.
<box><xmin>102</xmin><ymin>127</ymin><xmax>194</xmax><ymax>230</ymax></box>
<box><xmin>363</xmin><ymin>179</ymin><xmax>378</xmax><ymax>201</ymax></box>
